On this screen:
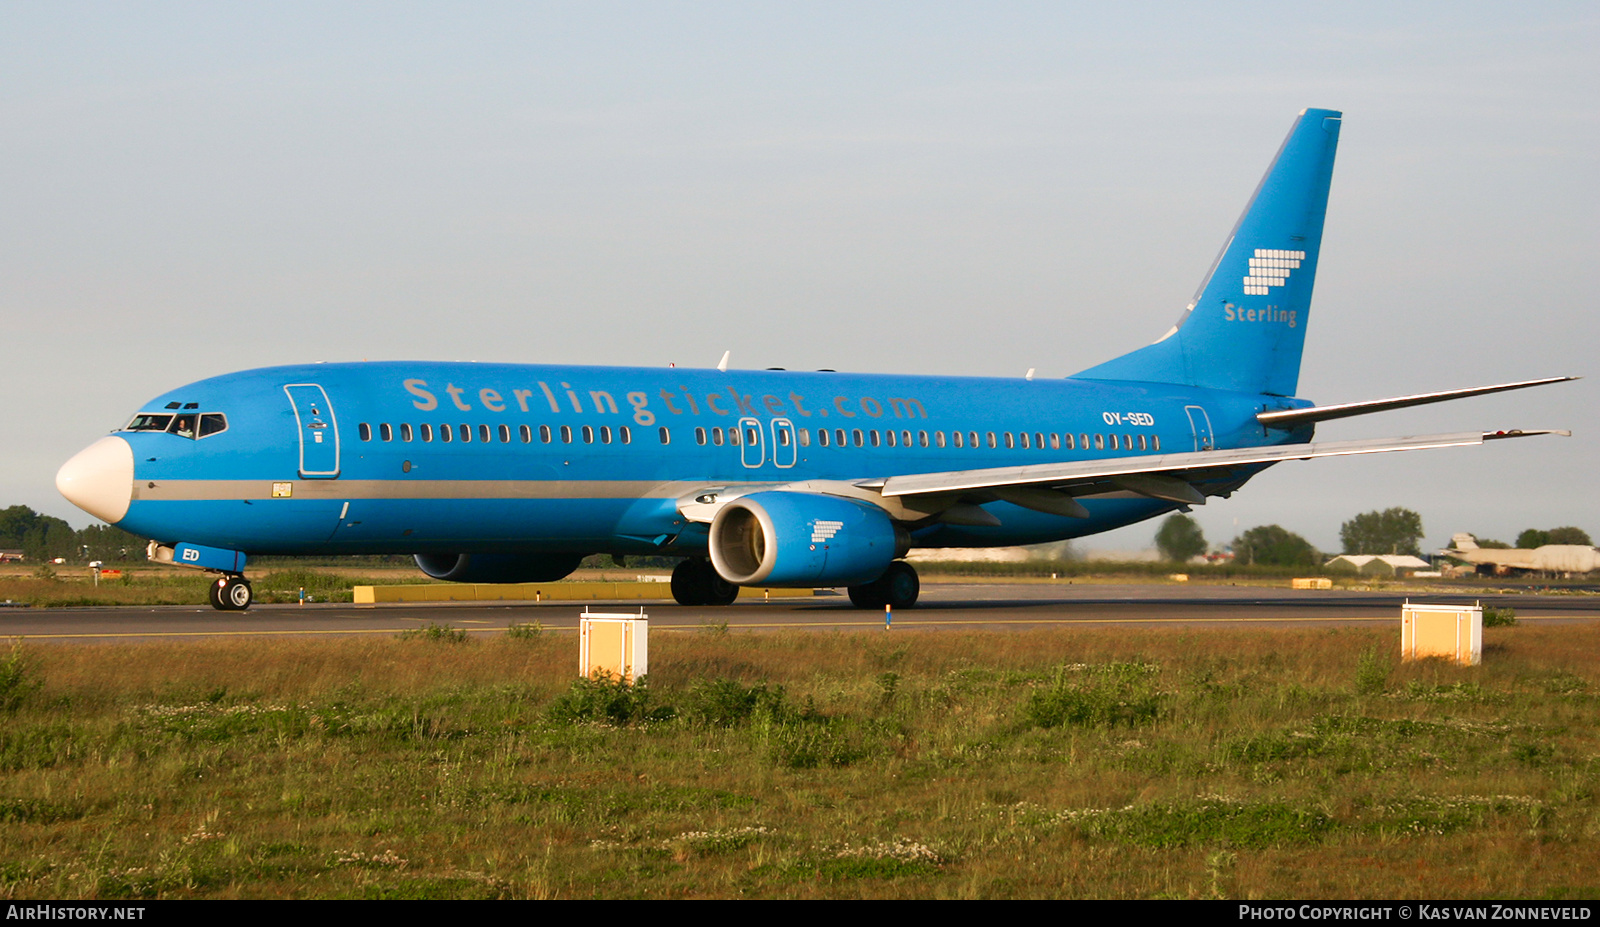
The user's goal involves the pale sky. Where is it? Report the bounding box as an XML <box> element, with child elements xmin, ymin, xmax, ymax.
<box><xmin>5</xmin><ymin>1</ymin><xmax>1595</xmax><ymax>555</ymax></box>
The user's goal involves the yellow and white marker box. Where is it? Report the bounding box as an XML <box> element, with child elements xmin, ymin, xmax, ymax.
<box><xmin>1401</xmin><ymin>601</ymin><xmax>1482</xmax><ymax>666</ymax></box>
<box><xmin>579</xmin><ymin>609</ymin><xmax>649</xmax><ymax>683</ymax></box>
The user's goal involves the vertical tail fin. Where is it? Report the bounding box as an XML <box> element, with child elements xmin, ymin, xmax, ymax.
<box><xmin>1074</xmin><ymin>109</ymin><xmax>1342</xmax><ymax>396</ymax></box>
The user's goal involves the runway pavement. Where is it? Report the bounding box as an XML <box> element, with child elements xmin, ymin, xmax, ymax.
<box><xmin>2</xmin><ymin>582</ymin><xmax>1596</xmax><ymax>643</ymax></box>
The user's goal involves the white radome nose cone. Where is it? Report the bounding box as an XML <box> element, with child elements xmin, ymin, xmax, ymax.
<box><xmin>56</xmin><ymin>436</ymin><xmax>134</xmax><ymax>524</ymax></box>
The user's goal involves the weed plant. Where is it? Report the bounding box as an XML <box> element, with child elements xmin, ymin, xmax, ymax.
<box><xmin>1483</xmin><ymin>607</ymin><xmax>1518</xmax><ymax>627</ymax></box>
<box><xmin>0</xmin><ymin>624</ymin><xmax>1596</xmax><ymax>898</ymax></box>
<box><xmin>396</xmin><ymin>623</ymin><xmax>470</xmax><ymax>644</ymax></box>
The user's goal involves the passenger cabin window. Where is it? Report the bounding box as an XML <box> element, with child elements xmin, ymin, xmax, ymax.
<box><xmin>401</xmin><ymin>423</ymin><xmax>413</xmax><ymax>442</ymax></box>
<box><xmin>380</xmin><ymin>423</ymin><xmax>393</xmax><ymax>442</ymax></box>
<box><xmin>440</xmin><ymin>423</ymin><xmax>452</xmax><ymax>442</ymax></box>
<box><xmin>540</xmin><ymin>425</ymin><xmax>552</xmax><ymax>443</ymax></box>
<box><xmin>421</xmin><ymin>424</ymin><xmax>434</xmax><ymax>442</ymax></box>
<box><xmin>519</xmin><ymin>424</ymin><xmax>531</xmax><ymax>443</ymax></box>
<box><xmin>359</xmin><ymin>423</ymin><xmax>372</xmax><ymax>441</ymax></box>
<box><xmin>658</xmin><ymin>426</ymin><xmax>671</xmax><ymax>445</ymax></box>
<box><xmin>460</xmin><ymin>424</ymin><xmax>472</xmax><ymax>443</ymax></box>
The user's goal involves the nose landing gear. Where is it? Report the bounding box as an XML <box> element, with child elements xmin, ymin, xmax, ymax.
<box><xmin>207</xmin><ymin>574</ymin><xmax>253</xmax><ymax>611</ymax></box>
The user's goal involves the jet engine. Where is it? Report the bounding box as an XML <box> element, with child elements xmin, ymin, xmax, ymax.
<box><xmin>708</xmin><ymin>491</ymin><xmax>908</xmax><ymax>587</ymax></box>
<box><xmin>413</xmin><ymin>552</ymin><xmax>585</xmax><ymax>584</ymax></box>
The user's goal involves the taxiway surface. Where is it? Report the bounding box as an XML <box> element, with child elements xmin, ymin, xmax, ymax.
<box><xmin>2</xmin><ymin>583</ymin><xmax>1596</xmax><ymax>643</ymax></box>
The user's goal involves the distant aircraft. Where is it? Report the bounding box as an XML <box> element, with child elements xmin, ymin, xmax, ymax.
<box><xmin>56</xmin><ymin>109</ymin><xmax>1575</xmax><ymax>611</ymax></box>
<box><xmin>1440</xmin><ymin>534</ymin><xmax>1600</xmax><ymax>576</ymax></box>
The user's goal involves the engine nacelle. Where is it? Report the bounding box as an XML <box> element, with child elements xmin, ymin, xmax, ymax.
<box><xmin>709</xmin><ymin>491</ymin><xmax>907</xmax><ymax>587</ymax></box>
<box><xmin>414</xmin><ymin>552</ymin><xmax>584</xmax><ymax>584</ymax></box>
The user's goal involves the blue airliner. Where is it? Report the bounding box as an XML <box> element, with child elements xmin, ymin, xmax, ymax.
<box><xmin>56</xmin><ymin>109</ymin><xmax>1573</xmax><ymax>611</ymax></box>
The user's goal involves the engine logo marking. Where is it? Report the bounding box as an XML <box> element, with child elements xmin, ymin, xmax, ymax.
<box><xmin>810</xmin><ymin>520</ymin><xmax>844</xmax><ymax>543</ymax></box>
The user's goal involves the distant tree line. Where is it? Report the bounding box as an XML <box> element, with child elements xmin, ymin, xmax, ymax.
<box><xmin>1466</xmin><ymin>527</ymin><xmax>1592</xmax><ymax>550</ymax></box>
<box><xmin>0</xmin><ymin>506</ymin><xmax>148</xmax><ymax>563</ymax></box>
<box><xmin>1153</xmin><ymin>514</ymin><xmax>1324</xmax><ymax>567</ymax></box>
<box><xmin>1153</xmin><ymin>504</ymin><xmax>1592</xmax><ymax>571</ymax></box>
<box><xmin>1514</xmin><ymin>527</ymin><xmax>1592</xmax><ymax>548</ymax></box>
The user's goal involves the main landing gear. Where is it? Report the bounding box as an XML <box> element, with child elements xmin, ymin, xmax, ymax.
<box><xmin>848</xmin><ymin>560</ymin><xmax>919</xmax><ymax>610</ymax></box>
<box><xmin>671</xmin><ymin>558</ymin><xmax>739</xmax><ymax>607</ymax></box>
<box><xmin>207</xmin><ymin>574</ymin><xmax>253</xmax><ymax>611</ymax></box>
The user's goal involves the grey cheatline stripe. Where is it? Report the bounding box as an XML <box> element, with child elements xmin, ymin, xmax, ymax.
<box><xmin>129</xmin><ymin>479</ymin><xmax>727</xmax><ymax>502</ymax></box>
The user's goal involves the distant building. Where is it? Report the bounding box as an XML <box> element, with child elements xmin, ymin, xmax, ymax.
<box><xmin>0</xmin><ymin>550</ymin><xmax>22</xmax><ymax>563</ymax></box>
<box><xmin>1325</xmin><ymin>554</ymin><xmax>1431</xmax><ymax>577</ymax></box>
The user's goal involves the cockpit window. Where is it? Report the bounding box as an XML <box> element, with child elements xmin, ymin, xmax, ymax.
<box><xmin>122</xmin><ymin>412</ymin><xmax>227</xmax><ymax>439</ymax></box>
<box><xmin>125</xmin><ymin>414</ymin><xmax>173</xmax><ymax>432</ymax></box>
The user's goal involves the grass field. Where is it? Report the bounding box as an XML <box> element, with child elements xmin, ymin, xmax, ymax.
<box><xmin>0</xmin><ymin>621</ymin><xmax>1596</xmax><ymax>899</ymax></box>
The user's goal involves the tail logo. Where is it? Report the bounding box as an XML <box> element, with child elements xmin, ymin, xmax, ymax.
<box><xmin>1242</xmin><ymin>249</ymin><xmax>1306</xmax><ymax>296</ymax></box>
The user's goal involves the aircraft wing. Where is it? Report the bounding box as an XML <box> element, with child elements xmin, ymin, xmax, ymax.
<box><xmin>868</xmin><ymin>430</ymin><xmax>1569</xmax><ymax>511</ymax></box>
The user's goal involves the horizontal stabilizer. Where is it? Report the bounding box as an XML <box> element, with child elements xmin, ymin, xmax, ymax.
<box><xmin>1258</xmin><ymin>377</ymin><xmax>1578</xmax><ymax>429</ymax></box>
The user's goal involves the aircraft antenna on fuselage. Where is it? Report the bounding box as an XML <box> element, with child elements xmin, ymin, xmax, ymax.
<box><xmin>716</xmin><ymin>350</ymin><xmax>730</xmax><ymax>372</ymax></box>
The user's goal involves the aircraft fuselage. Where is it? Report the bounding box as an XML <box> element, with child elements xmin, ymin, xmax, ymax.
<box><xmin>99</xmin><ymin>360</ymin><xmax>1306</xmax><ymax>557</ymax></box>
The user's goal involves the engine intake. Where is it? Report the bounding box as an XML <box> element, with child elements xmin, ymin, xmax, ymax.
<box><xmin>709</xmin><ymin>491</ymin><xmax>907</xmax><ymax>587</ymax></box>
